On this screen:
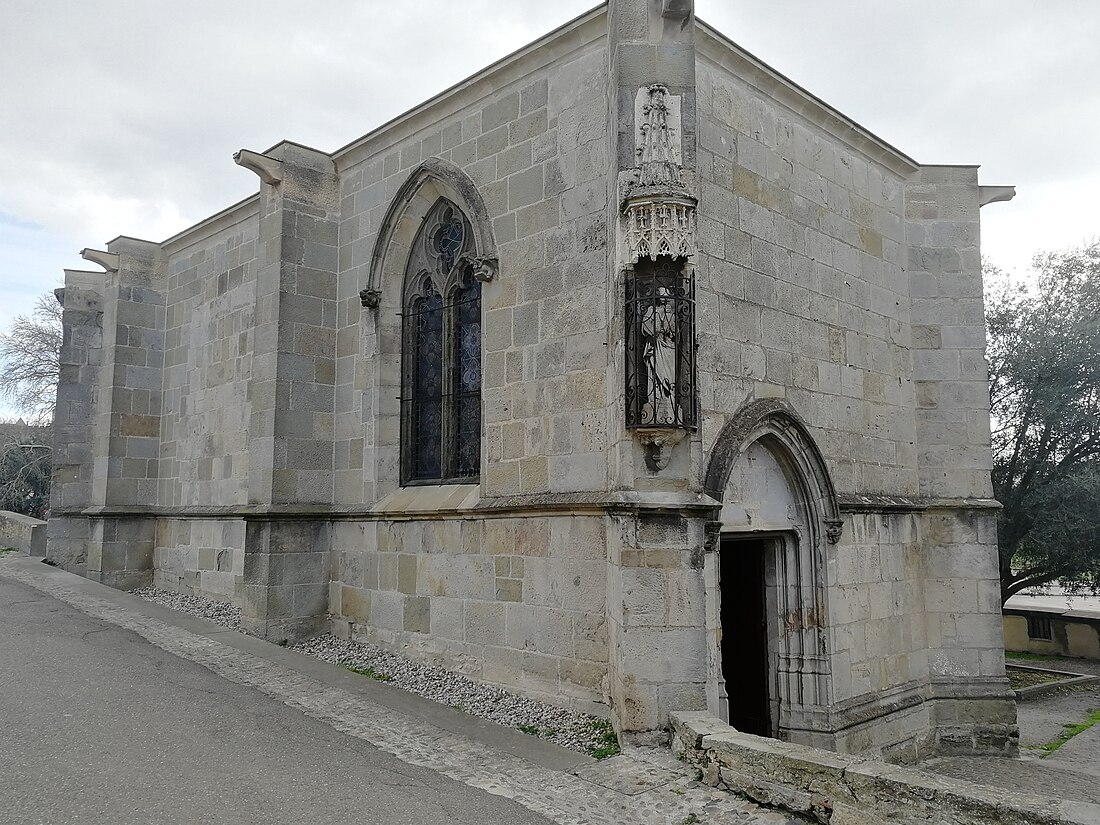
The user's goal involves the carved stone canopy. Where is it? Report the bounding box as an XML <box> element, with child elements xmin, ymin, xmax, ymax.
<box><xmin>624</xmin><ymin>196</ymin><xmax>696</xmax><ymax>263</ymax></box>
<box><xmin>622</xmin><ymin>84</ymin><xmax>697</xmax><ymax>265</ymax></box>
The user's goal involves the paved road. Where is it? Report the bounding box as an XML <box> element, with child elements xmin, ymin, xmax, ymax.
<box><xmin>0</xmin><ymin>575</ymin><xmax>555</xmax><ymax>825</ymax></box>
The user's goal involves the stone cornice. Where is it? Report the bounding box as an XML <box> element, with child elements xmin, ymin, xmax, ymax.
<box><xmin>75</xmin><ymin>490</ymin><xmax>723</xmax><ymax>523</ymax></box>
<box><xmin>837</xmin><ymin>494</ymin><xmax>1001</xmax><ymax>514</ymax></box>
<box><xmin>70</xmin><ymin>493</ymin><xmax>998</xmax><ymax>521</ymax></box>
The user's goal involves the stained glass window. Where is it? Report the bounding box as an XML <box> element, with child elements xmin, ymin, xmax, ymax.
<box><xmin>454</xmin><ymin>280</ymin><xmax>482</xmax><ymax>478</ymax></box>
<box><xmin>400</xmin><ymin>199</ymin><xmax>482</xmax><ymax>484</ymax></box>
<box><xmin>410</xmin><ymin>284</ymin><xmax>444</xmax><ymax>480</ymax></box>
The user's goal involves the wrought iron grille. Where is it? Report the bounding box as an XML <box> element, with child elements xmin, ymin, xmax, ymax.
<box><xmin>625</xmin><ymin>256</ymin><xmax>696</xmax><ymax>429</ymax></box>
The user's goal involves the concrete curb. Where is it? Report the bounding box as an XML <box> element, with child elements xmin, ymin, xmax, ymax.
<box><xmin>1009</xmin><ymin>664</ymin><xmax>1100</xmax><ymax>701</ymax></box>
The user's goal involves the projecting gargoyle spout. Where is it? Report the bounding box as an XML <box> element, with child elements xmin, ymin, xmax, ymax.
<box><xmin>79</xmin><ymin>248</ymin><xmax>120</xmax><ymax>272</ymax></box>
<box><xmin>978</xmin><ymin>185</ymin><xmax>1016</xmax><ymax>207</ymax></box>
<box><xmin>233</xmin><ymin>149</ymin><xmax>283</xmax><ymax>185</ymax></box>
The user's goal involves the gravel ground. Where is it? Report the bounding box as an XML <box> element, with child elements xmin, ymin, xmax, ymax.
<box><xmin>131</xmin><ymin>586</ymin><xmax>243</xmax><ymax>630</ymax></box>
<box><xmin>130</xmin><ymin>587</ymin><xmax>615</xmax><ymax>757</ymax></box>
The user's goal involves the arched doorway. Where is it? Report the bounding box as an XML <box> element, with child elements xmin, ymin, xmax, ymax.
<box><xmin>704</xmin><ymin>399</ymin><xmax>842</xmax><ymax>743</ymax></box>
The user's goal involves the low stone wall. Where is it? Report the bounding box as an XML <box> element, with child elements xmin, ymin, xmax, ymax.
<box><xmin>0</xmin><ymin>511</ymin><xmax>46</xmax><ymax>556</ymax></box>
<box><xmin>670</xmin><ymin>712</ymin><xmax>1099</xmax><ymax>825</ymax></box>
<box><xmin>1004</xmin><ymin>609</ymin><xmax>1100</xmax><ymax>660</ymax></box>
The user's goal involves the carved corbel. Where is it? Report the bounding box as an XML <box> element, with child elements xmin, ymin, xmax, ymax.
<box><xmin>233</xmin><ymin>149</ymin><xmax>283</xmax><ymax>185</ymax></box>
<box><xmin>359</xmin><ymin>288</ymin><xmax>381</xmax><ymax>309</ymax></box>
<box><xmin>79</xmin><ymin>248</ymin><xmax>120</xmax><ymax>272</ymax></box>
<box><xmin>825</xmin><ymin>519</ymin><xmax>844</xmax><ymax>544</ymax></box>
<box><xmin>703</xmin><ymin>520</ymin><xmax>722</xmax><ymax>554</ymax></box>
<box><xmin>460</xmin><ymin>254</ymin><xmax>498</xmax><ymax>283</ymax></box>
<box><xmin>635</xmin><ymin>427</ymin><xmax>687</xmax><ymax>472</ymax></box>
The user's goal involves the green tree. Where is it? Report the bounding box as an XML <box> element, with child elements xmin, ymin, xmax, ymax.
<box><xmin>987</xmin><ymin>241</ymin><xmax>1100</xmax><ymax>602</ymax></box>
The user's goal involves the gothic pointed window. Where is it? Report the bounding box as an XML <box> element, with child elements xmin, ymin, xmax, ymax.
<box><xmin>401</xmin><ymin>199</ymin><xmax>481</xmax><ymax>484</ymax></box>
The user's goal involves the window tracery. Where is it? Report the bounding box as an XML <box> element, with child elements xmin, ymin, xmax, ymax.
<box><xmin>401</xmin><ymin>200</ymin><xmax>481</xmax><ymax>484</ymax></box>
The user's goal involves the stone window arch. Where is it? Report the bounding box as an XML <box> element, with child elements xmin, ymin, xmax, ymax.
<box><xmin>400</xmin><ymin>198</ymin><xmax>482</xmax><ymax>484</ymax></box>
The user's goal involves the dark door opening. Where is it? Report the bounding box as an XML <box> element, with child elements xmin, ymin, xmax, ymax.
<box><xmin>719</xmin><ymin>537</ymin><xmax>771</xmax><ymax>737</ymax></box>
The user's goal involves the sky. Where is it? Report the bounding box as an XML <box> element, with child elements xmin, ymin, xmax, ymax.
<box><xmin>1</xmin><ymin>0</ymin><xmax>1098</xmax><ymax>417</ymax></box>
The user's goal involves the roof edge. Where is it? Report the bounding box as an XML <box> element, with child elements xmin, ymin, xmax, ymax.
<box><xmin>161</xmin><ymin>193</ymin><xmax>260</xmax><ymax>255</ymax></box>
<box><xmin>332</xmin><ymin>3</ymin><xmax>605</xmax><ymax>166</ymax></box>
<box><xmin>696</xmin><ymin>18</ymin><xmax>919</xmax><ymax>177</ymax></box>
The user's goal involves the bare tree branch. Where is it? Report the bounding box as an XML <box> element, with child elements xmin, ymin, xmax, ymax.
<box><xmin>0</xmin><ymin>293</ymin><xmax>62</xmax><ymax>425</ymax></box>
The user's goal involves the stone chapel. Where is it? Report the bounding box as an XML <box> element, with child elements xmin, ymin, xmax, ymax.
<box><xmin>48</xmin><ymin>0</ymin><xmax>1019</xmax><ymax>759</ymax></box>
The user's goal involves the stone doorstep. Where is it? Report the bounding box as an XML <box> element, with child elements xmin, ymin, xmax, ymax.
<box><xmin>669</xmin><ymin>711</ymin><xmax>1100</xmax><ymax>825</ymax></box>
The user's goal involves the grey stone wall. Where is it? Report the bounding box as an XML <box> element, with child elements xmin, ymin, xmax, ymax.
<box><xmin>239</xmin><ymin>142</ymin><xmax>340</xmax><ymax>641</ymax></box>
<box><xmin>48</xmin><ymin>270</ymin><xmax>104</xmax><ymax>573</ymax></box>
<box><xmin>333</xmin><ymin>18</ymin><xmax>610</xmax><ymax>504</ymax></box>
<box><xmin>153</xmin><ymin>518</ymin><xmax>245</xmax><ymax>601</ymax></box>
<box><xmin>905</xmin><ymin>165</ymin><xmax>991</xmax><ymax>500</ymax></box>
<box><xmin>331</xmin><ymin>511</ymin><xmax>608</xmax><ymax>712</ymax></box>
<box><xmin>692</xmin><ymin>51</ymin><xmax>918</xmax><ymax>498</ymax></box>
<box><xmin>137</xmin><ymin>203</ymin><xmax>260</xmax><ymax>601</ymax></box>
<box><xmin>160</xmin><ymin>203</ymin><xmax>259</xmax><ymax>510</ymax></box>
<box><xmin>47</xmin><ymin>1</ymin><xmax>1015</xmax><ymax>751</ymax></box>
<box><xmin>607</xmin><ymin>509</ymin><xmax>709</xmax><ymax>733</ymax></box>
<box><xmin>82</xmin><ymin>238</ymin><xmax>165</xmax><ymax>590</ymax></box>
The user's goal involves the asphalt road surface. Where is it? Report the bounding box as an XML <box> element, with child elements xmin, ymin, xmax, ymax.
<box><xmin>0</xmin><ymin>576</ymin><xmax>555</xmax><ymax>825</ymax></box>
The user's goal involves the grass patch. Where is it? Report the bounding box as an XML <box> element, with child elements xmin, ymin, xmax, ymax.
<box><xmin>343</xmin><ymin>662</ymin><xmax>393</xmax><ymax>682</ymax></box>
<box><xmin>1036</xmin><ymin>708</ymin><xmax>1100</xmax><ymax>755</ymax></box>
<box><xmin>1006</xmin><ymin>650</ymin><xmax>1063</xmax><ymax>663</ymax></box>
<box><xmin>588</xmin><ymin>719</ymin><xmax>621</xmax><ymax>760</ymax></box>
<box><xmin>0</xmin><ymin>547</ymin><xmax>17</xmax><ymax>555</ymax></box>
<box><xmin>517</xmin><ymin>723</ymin><xmax>541</xmax><ymax>736</ymax></box>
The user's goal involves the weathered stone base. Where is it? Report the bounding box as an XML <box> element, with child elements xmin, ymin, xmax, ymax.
<box><xmin>86</xmin><ymin>516</ymin><xmax>154</xmax><ymax>590</ymax></box>
<box><xmin>153</xmin><ymin>517</ymin><xmax>245</xmax><ymax>601</ymax></box>
<box><xmin>240</xmin><ymin>519</ymin><xmax>330</xmax><ymax>644</ymax></box>
<box><xmin>670</xmin><ymin>712</ymin><xmax>1098</xmax><ymax>825</ymax></box>
<box><xmin>45</xmin><ymin>514</ymin><xmax>91</xmax><ymax>576</ymax></box>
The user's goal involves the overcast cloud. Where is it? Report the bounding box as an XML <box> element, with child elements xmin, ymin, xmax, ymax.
<box><xmin>1</xmin><ymin>1</ymin><xmax>1097</xmax><ymax>395</ymax></box>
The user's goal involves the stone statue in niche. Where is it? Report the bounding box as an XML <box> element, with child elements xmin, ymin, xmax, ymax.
<box><xmin>621</xmin><ymin>83</ymin><xmax>697</xmax><ymax>472</ymax></box>
<box><xmin>642</xmin><ymin>285</ymin><xmax>680</xmax><ymax>425</ymax></box>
